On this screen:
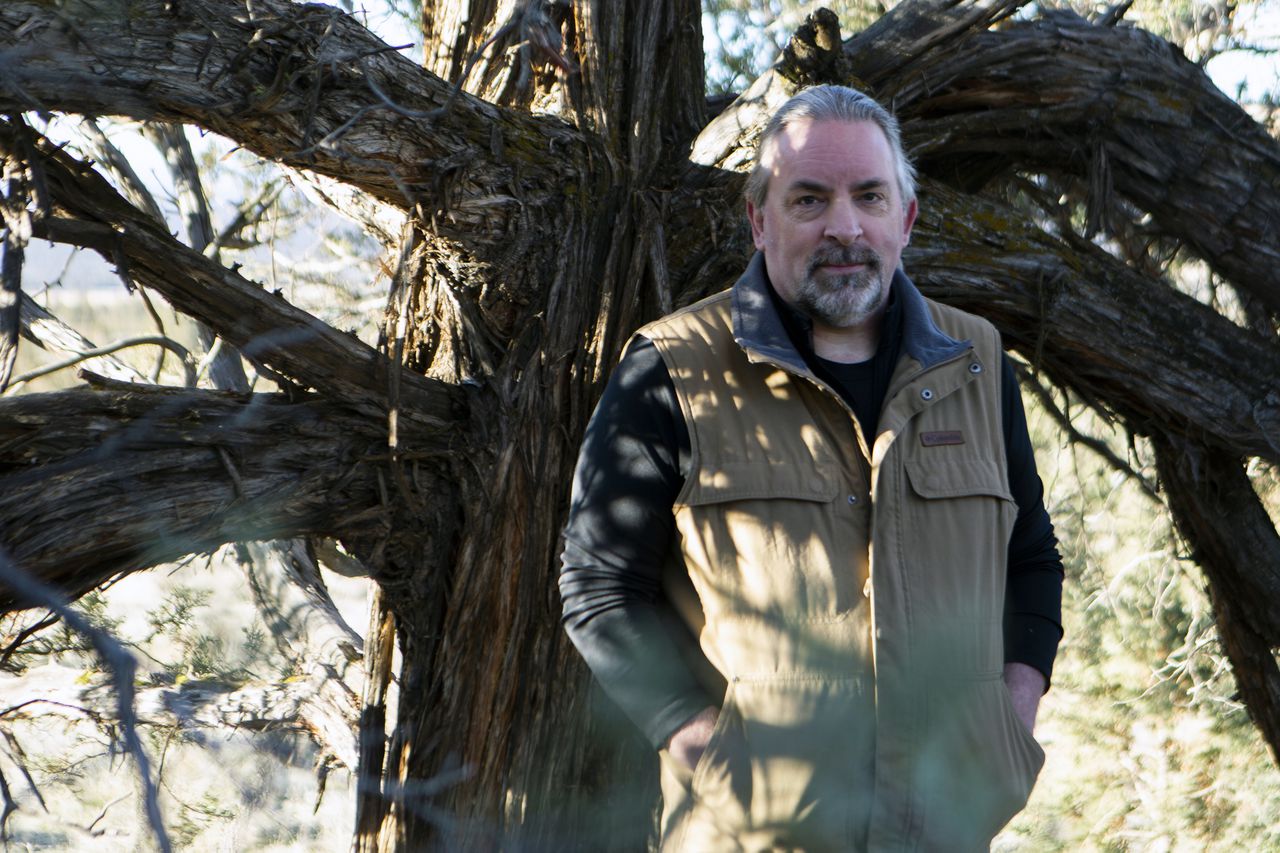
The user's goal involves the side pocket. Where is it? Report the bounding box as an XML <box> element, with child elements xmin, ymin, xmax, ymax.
<box><xmin>917</xmin><ymin>680</ymin><xmax>1045</xmax><ymax>849</ymax></box>
<box><xmin>998</xmin><ymin>680</ymin><xmax>1046</xmax><ymax>782</ymax></box>
<box><xmin>690</xmin><ymin>694</ymin><xmax>734</xmax><ymax>792</ymax></box>
<box><xmin>689</xmin><ymin>683</ymin><xmax>751</xmax><ymax>835</ymax></box>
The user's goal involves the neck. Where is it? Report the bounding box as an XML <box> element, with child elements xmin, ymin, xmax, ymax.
<box><xmin>810</xmin><ymin>303</ymin><xmax>888</xmax><ymax>363</ymax></box>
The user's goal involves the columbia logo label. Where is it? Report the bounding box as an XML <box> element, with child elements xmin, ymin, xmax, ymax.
<box><xmin>920</xmin><ymin>430</ymin><xmax>965</xmax><ymax>447</ymax></box>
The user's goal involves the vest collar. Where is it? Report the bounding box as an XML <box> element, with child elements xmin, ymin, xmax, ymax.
<box><xmin>731</xmin><ymin>252</ymin><xmax>970</xmax><ymax>370</ymax></box>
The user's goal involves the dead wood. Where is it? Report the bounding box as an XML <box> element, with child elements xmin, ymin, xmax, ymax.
<box><xmin>238</xmin><ymin>540</ymin><xmax>363</xmax><ymax>766</ymax></box>
<box><xmin>7</xmin><ymin>335</ymin><xmax>196</xmax><ymax>390</ymax></box>
<box><xmin>17</xmin><ymin>295</ymin><xmax>147</xmax><ymax>384</ymax></box>
<box><xmin>144</xmin><ymin>121</ymin><xmax>251</xmax><ymax>392</ymax></box>
<box><xmin>0</xmin><ymin>0</ymin><xmax>594</xmax><ymax>261</ymax></box>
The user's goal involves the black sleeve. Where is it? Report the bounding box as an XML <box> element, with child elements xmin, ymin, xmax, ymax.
<box><xmin>1001</xmin><ymin>355</ymin><xmax>1065</xmax><ymax>688</ymax></box>
<box><xmin>559</xmin><ymin>336</ymin><xmax>716</xmax><ymax>748</ymax></box>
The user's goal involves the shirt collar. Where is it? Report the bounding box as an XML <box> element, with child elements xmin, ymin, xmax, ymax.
<box><xmin>730</xmin><ymin>252</ymin><xmax>969</xmax><ymax>369</ymax></box>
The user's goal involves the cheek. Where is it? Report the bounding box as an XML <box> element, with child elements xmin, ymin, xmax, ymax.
<box><xmin>871</xmin><ymin>223</ymin><xmax>907</xmax><ymax>253</ymax></box>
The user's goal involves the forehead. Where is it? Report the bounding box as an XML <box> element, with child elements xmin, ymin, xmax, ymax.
<box><xmin>761</xmin><ymin>118</ymin><xmax>894</xmax><ymax>184</ymax></box>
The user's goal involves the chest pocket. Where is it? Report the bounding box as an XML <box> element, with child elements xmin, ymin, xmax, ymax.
<box><xmin>904</xmin><ymin>456</ymin><xmax>1012</xmax><ymax>502</ymax></box>
<box><xmin>675</xmin><ymin>462</ymin><xmax>865</xmax><ymax>623</ymax></box>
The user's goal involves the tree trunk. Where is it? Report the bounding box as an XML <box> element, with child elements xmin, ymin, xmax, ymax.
<box><xmin>357</xmin><ymin>1</ymin><xmax>706</xmax><ymax>847</ymax></box>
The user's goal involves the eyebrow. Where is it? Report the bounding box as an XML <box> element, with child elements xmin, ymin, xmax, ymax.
<box><xmin>785</xmin><ymin>178</ymin><xmax>889</xmax><ymax>194</ymax></box>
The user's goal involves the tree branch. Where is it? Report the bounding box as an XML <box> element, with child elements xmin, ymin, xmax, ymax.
<box><xmin>0</xmin><ymin>382</ymin><xmax>454</xmax><ymax>608</ymax></box>
<box><xmin>5</xmin><ymin>335</ymin><xmax>196</xmax><ymax>391</ymax></box>
<box><xmin>18</xmin><ymin>294</ymin><xmax>147</xmax><ymax>383</ymax></box>
<box><xmin>909</xmin><ymin>179</ymin><xmax>1280</xmax><ymax>465</ymax></box>
<box><xmin>238</xmin><ymin>539</ymin><xmax>362</xmax><ymax>769</ymax></box>
<box><xmin>1152</xmin><ymin>436</ymin><xmax>1280</xmax><ymax>762</ymax></box>
<box><xmin>0</xmin><ymin>119</ymin><xmax>463</xmax><ymax>425</ymax></box>
<box><xmin>0</xmin><ymin>127</ymin><xmax>34</xmax><ymax>393</ymax></box>
<box><xmin>0</xmin><ymin>0</ymin><xmax>593</xmax><ymax>258</ymax></box>
<box><xmin>144</xmin><ymin>121</ymin><xmax>251</xmax><ymax>392</ymax></box>
<box><xmin>891</xmin><ymin>10</ymin><xmax>1280</xmax><ymax>315</ymax></box>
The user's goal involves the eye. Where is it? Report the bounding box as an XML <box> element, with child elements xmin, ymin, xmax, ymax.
<box><xmin>859</xmin><ymin>191</ymin><xmax>886</xmax><ymax>204</ymax></box>
<box><xmin>794</xmin><ymin>194</ymin><xmax>821</xmax><ymax>207</ymax></box>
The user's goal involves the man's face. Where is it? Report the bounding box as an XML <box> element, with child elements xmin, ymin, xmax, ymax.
<box><xmin>748</xmin><ymin>118</ymin><xmax>918</xmax><ymax>330</ymax></box>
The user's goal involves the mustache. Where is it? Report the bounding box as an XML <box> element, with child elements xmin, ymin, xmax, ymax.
<box><xmin>808</xmin><ymin>246</ymin><xmax>881</xmax><ymax>274</ymax></box>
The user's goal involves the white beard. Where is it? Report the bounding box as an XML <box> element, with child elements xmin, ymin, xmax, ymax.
<box><xmin>795</xmin><ymin>246</ymin><xmax>886</xmax><ymax>328</ymax></box>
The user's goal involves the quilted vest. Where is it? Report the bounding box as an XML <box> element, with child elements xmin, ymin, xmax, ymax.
<box><xmin>643</xmin><ymin>257</ymin><xmax>1044</xmax><ymax>852</ymax></box>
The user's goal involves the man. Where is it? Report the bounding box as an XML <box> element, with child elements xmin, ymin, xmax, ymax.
<box><xmin>560</xmin><ymin>86</ymin><xmax>1063</xmax><ymax>851</ymax></box>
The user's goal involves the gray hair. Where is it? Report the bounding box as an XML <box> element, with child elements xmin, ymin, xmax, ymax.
<box><xmin>744</xmin><ymin>85</ymin><xmax>917</xmax><ymax>209</ymax></box>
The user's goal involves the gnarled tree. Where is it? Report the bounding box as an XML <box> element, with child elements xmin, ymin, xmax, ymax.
<box><xmin>1</xmin><ymin>0</ymin><xmax>1278</xmax><ymax>848</ymax></box>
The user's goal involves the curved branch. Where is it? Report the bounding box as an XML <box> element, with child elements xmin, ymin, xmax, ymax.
<box><xmin>890</xmin><ymin>11</ymin><xmax>1280</xmax><ymax>314</ymax></box>
<box><xmin>0</xmin><ymin>0</ymin><xmax>592</xmax><ymax>258</ymax></box>
<box><xmin>18</xmin><ymin>294</ymin><xmax>147</xmax><ymax>383</ymax></box>
<box><xmin>0</xmin><ymin>382</ymin><xmax>456</xmax><ymax>609</ymax></box>
<box><xmin>7</xmin><ymin>335</ymin><xmax>197</xmax><ymax>390</ymax></box>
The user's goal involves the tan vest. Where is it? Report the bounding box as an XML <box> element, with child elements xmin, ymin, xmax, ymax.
<box><xmin>642</xmin><ymin>271</ymin><xmax>1044</xmax><ymax>852</ymax></box>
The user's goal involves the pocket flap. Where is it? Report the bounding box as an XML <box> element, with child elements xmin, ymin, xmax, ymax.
<box><xmin>905</xmin><ymin>457</ymin><xmax>1013</xmax><ymax>502</ymax></box>
<box><xmin>682</xmin><ymin>462</ymin><xmax>838</xmax><ymax>506</ymax></box>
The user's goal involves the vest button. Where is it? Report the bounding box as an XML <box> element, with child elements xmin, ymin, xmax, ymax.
<box><xmin>969</xmin><ymin>362</ymin><xmax>983</xmax><ymax>374</ymax></box>
<box><xmin>920</xmin><ymin>388</ymin><xmax>934</xmax><ymax>401</ymax></box>
<box><xmin>863</xmin><ymin>578</ymin><xmax>872</xmax><ymax>598</ymax></box>
<box><xmin>847</xmin><ymin>495</ymin><xmax>858</xmax><ymax>505</ymax></box>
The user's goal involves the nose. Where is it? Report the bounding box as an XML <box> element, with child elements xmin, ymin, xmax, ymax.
<box><xmin>823</xmin><ymin>197</ymin><xmax>863</xmax><ymax>245</ymax></box>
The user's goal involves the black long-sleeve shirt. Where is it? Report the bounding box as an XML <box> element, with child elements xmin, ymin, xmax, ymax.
<box><xmin>560</xmin><ymin>279</ymin><xmax>1064</xmax><ymax>748</ymax></box>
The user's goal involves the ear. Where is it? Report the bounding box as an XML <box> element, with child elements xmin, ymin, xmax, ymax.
<box><xmin>901</xmin><ymin>197</ymin><xmax>918</xmax><ymax>245</ymax></box>
<box><xmin>747</xmin><ymin>200</ymin><xmax>767</xmax><ymax>250</ymax></box>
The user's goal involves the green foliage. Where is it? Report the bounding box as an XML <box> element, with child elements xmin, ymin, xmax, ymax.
<box><xmin>995</xmin><ymin>388</ymin><xmax>1280</xmax><ymax>851</ymax></box>
<box><xmin>29</xmin><ymin>590</ymin><xmax>126</xmax><ymax>665</ymax></box>
<box><xmin>145</xmin><ymin>586</ymin><xmax>211</xmax><ymax>637</ymax></box>
<box><xmin>1</xmin><ymin>562</ymin><xmax>361</xmax><ymax>849</ymax></box>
